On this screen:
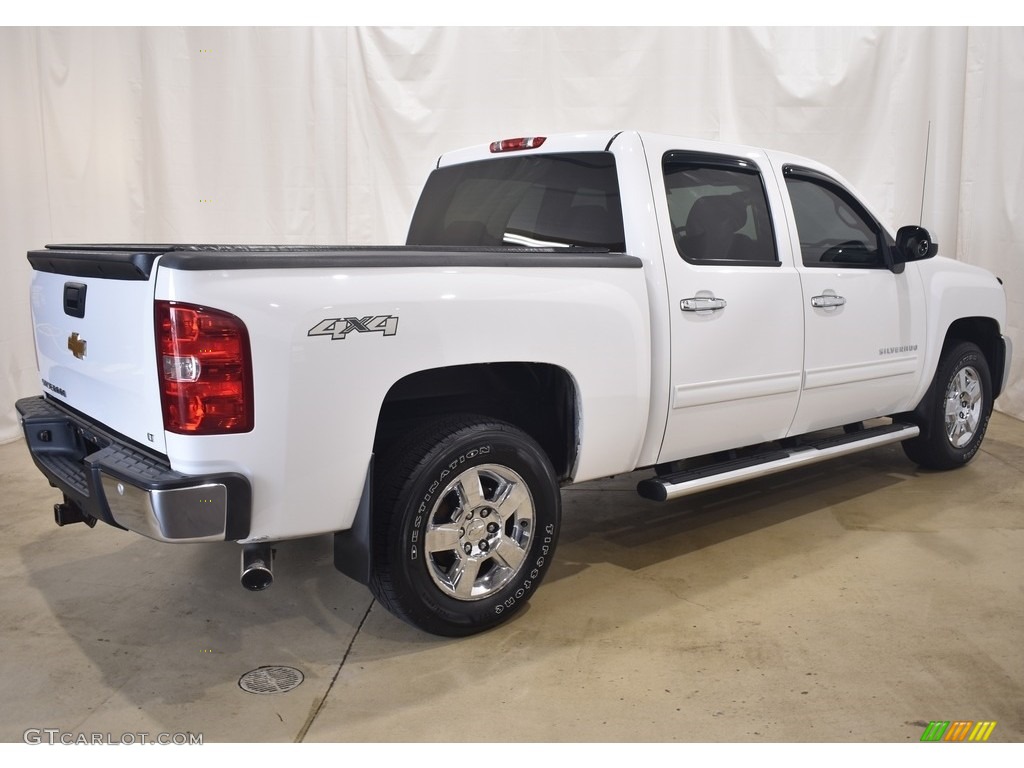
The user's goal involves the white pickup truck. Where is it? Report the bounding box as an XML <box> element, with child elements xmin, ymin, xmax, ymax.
<box><xmin>17</xmin><ymin>130</ymin><xmax>1011</xmax><ymax>636</ymax></box>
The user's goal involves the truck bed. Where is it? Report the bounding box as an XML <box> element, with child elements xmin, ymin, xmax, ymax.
<box><xmin>30</xmin><ymin>244</ymin><xmax>642</xmax><ymax>279</ymax></box>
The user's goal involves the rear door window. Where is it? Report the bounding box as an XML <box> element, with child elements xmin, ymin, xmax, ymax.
<box><xmin>663</xmin><ymin>152</ymin><xmax>779</xmax><ymax>266</ymax></box>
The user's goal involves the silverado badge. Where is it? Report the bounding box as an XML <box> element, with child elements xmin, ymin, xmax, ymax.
<box><xmin>67</xmin><ymin>331</ymin><xmax>87</xmax><ymax>359</ymax></box>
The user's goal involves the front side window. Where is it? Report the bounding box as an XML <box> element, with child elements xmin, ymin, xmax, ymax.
<box><xmin>663</xmin><ymin>152</ymin><xmax>778</xmax><ymax>266</ymax></box>
<box><xmin>407</xmin><ymin>152</ymin><xmax>626</xmax><ymax>251</ymax></box>
<box><xmin>784</xmin><ymin>169</ymin><xmax>885</xmax><ymax>268</ymax></box>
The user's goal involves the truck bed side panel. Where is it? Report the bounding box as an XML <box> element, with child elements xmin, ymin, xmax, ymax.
<box><xmin>156</xmin><ymin>261</ymin><xmax>651</xmax><ymax>541</ymax></box>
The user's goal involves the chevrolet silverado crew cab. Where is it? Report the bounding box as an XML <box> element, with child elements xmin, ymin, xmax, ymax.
<box><xmin>17</xmin><ymin>131</ymin><xmax>1011</xmax><ymax>636</ymax></box>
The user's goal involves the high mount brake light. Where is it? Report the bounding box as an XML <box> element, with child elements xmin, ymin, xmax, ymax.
<box><xmin>155</xmin><ymin>301</ymin><xmax>254</xmax><ymax>435</ymax></box>
<box><xmin>489</xmin><ymin>136</ymin><xmax>547</xmax><ymax>153</ymax></box>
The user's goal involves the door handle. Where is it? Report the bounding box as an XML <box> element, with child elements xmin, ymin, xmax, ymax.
<box><xmin>681</xmin><ymin>297</ymin><xmax>727</xmax><ymax>312</ymax></box>
<box><xmin>811</xmin><ymin>294</ymin><xmax>846</xmax><ymax>308</ymax></box>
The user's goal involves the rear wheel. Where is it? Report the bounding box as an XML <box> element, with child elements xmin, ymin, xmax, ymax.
<box><xmin>370</xmin><ymin>415</ymin><xmax>561</xmax><ymax>636</ymax></box>
<box><xmin>902</xmin><ymin>341</ymin><xmax>992</xmax><ymax>470</ymax></box>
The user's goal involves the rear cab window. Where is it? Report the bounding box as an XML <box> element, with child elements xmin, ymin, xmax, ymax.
<box><xmin>407</xmin><ymin>152</ymin><xmax>626</xmax><ymax>251</ymax></box>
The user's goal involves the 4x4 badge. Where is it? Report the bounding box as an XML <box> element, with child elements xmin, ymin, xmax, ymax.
<box><xmin>67</xmin><ymin>332</ymin><xmax>87</xmax><ymax>359</ymax></box>
<box><xmin>308</xmin><ymin>315</ymin><xmax>399</xmax><ymax>341</ymax></box>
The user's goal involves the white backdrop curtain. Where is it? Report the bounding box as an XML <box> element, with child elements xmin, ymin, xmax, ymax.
<box><xmin>1</xmin><ymin>26</ymin><xmax>1022</xmax><ymax>444</ymax></box>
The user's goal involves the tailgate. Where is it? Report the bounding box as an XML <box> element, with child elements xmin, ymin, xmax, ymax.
<box><xmin>28</xmin><ymin>246</ymin><xmax>168</xmax><ymax>454</ymax></box>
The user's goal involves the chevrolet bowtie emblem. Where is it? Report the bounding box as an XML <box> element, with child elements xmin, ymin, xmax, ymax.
<box><xmin>68</xmin><ymin>331</ymin><xmax>87</xmax><ymax>359</ymax></box>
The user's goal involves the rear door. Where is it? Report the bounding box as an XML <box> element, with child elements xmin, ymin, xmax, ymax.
<box><xmin>28</xmin><ymin>246</ymin><xmax>167</xmax><ymax>453</ymax></box>
<box><xmin>644</xmin><ymin>139</ymin><xmax>805</xmax><ymax>462</ymax></box>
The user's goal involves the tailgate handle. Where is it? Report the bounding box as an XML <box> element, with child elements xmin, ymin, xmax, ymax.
<box><xmin>63</xmin><ymin>282</ymin><xmax>88</xmax><ymax>318</ymax></box>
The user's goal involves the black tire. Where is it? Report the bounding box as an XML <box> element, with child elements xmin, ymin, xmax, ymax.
<box><xmin>369</xmin><ymin>415</ymin><xmax>561</xmax><ymax>636</ymax></box>
<box><xmin>902</xmin><ymin>341</ymin><xmax>992</xmax><ymax>470</ymax></box>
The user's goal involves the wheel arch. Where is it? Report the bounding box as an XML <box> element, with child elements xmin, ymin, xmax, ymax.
<box><xmin>943</xmin><ymin>317</ymin><xmax>1006</xmax><ymax>399</ymax></box>
<box><xmin>372</xmin><ymin>362</ymin><xmax>580</xmax><ymax>481</ymax></box>
<box><xmin>334</xmin><ymin>362</ymin><xmax>579</xmax><ymax>587</ymax></box>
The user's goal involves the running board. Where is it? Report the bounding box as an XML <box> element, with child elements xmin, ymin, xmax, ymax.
<box><xmin>637</xmin><ymin>422</ymin><xmax>920</xmax><ymax>502</ymax></box>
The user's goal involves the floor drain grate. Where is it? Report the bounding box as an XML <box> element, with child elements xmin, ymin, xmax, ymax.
<box><xmin>238</xmin><ymin>666</ymin><xmax>304</xmax><ymax>695</ymax></box>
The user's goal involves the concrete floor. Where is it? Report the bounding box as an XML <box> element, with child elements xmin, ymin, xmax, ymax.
<box><xmin>1</xmin><ymin>413</ymin><xmax>1022</xmax><ymax>744</ymax></box>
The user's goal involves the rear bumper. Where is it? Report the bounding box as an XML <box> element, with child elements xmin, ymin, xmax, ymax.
<box><xmin>16</xmin><ymin>396</ymin><xmax>251</xmax><ymax>542</ymax></box>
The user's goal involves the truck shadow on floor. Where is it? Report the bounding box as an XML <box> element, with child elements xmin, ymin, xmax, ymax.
<box><xmin>550</xmin><ymin>443</ymin><xmax>921</xmax><ymax>579</ymax></box>
<box><xmin>10</xmin><ymin>441</ymin><xmax>1005</xmax><ymax>736</ymax></box>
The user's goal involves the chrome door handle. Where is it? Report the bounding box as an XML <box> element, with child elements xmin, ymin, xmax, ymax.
<box><xmin>811</xmin><ymin>294</ymin><xmax>846</xmax><ymax>308</ymax></box>
<box><xmin>681</xmin><ymin>297</ymin><xmax>727</xmax><ymax>312</ymax></box>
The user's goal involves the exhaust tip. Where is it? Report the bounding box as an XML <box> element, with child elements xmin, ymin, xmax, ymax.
<box><xmin>241</xmin><ymin>546</ymin><xmax>275</xmax><ymax>591</ymax></box>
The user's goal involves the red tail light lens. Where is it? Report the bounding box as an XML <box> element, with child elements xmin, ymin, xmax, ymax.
<box><xmin>156</xmin><ymin>301</ymin><xmax>254</xmax><ymax>435</ymax></box>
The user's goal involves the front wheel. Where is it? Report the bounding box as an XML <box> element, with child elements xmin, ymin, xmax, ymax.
<box><xmin>902</xmin><ymin>341</ymin><xmax>993</xmax><ymax>470</ymax></box>
<box><xmin>370</xmin><ymin>416</ymin><xmax>561</xmax><ymax>636</ymax></box>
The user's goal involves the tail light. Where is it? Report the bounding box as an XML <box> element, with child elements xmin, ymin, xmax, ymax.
<box><xmin>155</xmin><ymin>301</ymin><xmax>254</xmax><ymax>435</ymax></box>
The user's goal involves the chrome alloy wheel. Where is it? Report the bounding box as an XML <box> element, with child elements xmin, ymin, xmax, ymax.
<box><xmin>944</xmin><ymin>365</ymin><xmax>983</xmax><ymax>449</ymax></box>
<box><xmin>423</xmin><ymin>464</ymin><xmax>535</xmax><ymax>601</ymax></box>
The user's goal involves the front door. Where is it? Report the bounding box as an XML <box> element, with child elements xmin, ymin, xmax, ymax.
<box><xmin>775</xmin><ymin>162</ymin><xmax>926</xmax><ymax>435</ymax></box>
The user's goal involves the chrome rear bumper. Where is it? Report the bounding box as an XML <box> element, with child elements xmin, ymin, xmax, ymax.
<box><xmin>17</xmin><ymin>396</ymin><xmax>251</xmax><ymax>542</ymax></box>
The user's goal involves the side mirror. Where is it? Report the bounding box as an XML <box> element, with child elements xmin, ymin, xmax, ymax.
<box><xmin>895</xmin><ymin>225</ymin><xmax>938</xmax><ymax>264</ymax></box>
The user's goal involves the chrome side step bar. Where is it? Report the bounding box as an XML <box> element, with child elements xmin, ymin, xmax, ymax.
<box><xmin>637</xmin><ymin>422</ymin><xmax>920</xmax><ymax>502</ymax></box>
